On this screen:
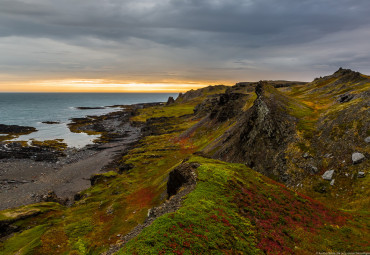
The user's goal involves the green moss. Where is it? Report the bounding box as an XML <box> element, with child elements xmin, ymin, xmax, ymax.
<box><xmin>118</xmin><ymin>155</ymin><xmax>369</xmax><ymax>254</ymax></box>
<box><xmin>65</xmin><ymin>219</ymin><xmax>94</xmax><ymax>239</ymax></box>
<box><xmin>0</xmin><ymin>202</ymin><xmax>62</xmax><ymax>222</ymax></box>
<box><xmin>0</xmin><ymin>225</ymin><xmax>47</xmax><ymax>255</ymax></box>
<box><xmin>119</xmin><ymin>157</ymin><xmax>260</xmax><ymax>254</ymax></box>
<box><xmin>31</xmin><ymin>139</ymin><xmax>68</xmax><ymax>151</ymax></box>
<box><xmin>131</xmin><ymin>103</ymin><xmax>195</xmax><ymax>123</ymax></box>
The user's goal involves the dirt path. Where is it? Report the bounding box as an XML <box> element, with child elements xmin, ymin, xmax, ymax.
<box><xmin>0</xmin><ymin>127</ymin><xmax>140</xmax><ymax>210</ymax></box>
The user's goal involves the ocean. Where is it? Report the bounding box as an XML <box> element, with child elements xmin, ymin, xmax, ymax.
<box><xmin>0</xmin><ymin>93</ymin><xmax>178</xmax><ymax>148</ymax></box>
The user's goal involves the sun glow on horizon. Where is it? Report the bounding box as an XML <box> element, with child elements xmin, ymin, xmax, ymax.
<box><xmin>0</xmin><ymin>79</ymin><xmax>232</xmax><ymax>93</ymax></box>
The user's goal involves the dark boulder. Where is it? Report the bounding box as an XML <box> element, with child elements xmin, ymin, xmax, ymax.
<box><xmin>167</xmin><ymin>162</ymin><xmax>199</xmax><ymax>198</ymax></box>
<box><xmin>0</xmin><ymin>124</ymin><xmax>36</xmax><ymax>134</ymax></box>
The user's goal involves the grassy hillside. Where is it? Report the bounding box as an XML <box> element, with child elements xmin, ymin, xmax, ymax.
<box><xmin>119</xmin><ymin>156</ymin><xmax>368</xmax><ymax>254</ymax></box>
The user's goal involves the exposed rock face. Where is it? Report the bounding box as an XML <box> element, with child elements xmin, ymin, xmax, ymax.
<box><xmin>167</xmin><ymin>161</ymin><xmax>198</xmax><ymax>198</ymax></box>
<box><xmin>352</xmin><ymin>152</ymin><xmax>365</xmax><ymax>164</ymax></box>
<box><xmin>336</xmin><ymin>93</ymin><xmax>355</xmax><ymax>103</ymax></box>
<box><xmin>209</xmin><ymin>93</ymin><xmax>249</xmax><ymax>122</ymax></box>
<box><xmin>204</xmin><ymin>82</ymin><xmax>298</xmax><ymax>181</ymax></box>
<box><xmin>166</xmin><ymin>96</ymin><xmax>175</xmax><ymax>105</ymax></box>
<box><xmin>193</xmin><ymin>95</ymin><xmax>220</xmax><ymax>117</ymax></box>
<box><xmin>322</xmin><ymin>170</ymin><xmax>335</xmax><ymax>180</ymax></box>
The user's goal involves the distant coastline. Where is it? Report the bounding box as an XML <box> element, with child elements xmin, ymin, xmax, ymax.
<box><xmin>0</xmin><ymin>92</ymin><xmax>177</xmax><ymax>147</ymax></box>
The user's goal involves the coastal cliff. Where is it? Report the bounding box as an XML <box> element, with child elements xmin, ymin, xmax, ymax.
<box><xmin>1</xmin><ymin>69</ymin><xmax>369</xmax><ymax>254</ymax></box>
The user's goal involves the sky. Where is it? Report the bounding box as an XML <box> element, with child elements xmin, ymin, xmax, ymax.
<box><xmin>1</xmin><ymin>0</ymin><xmax>370</xmax><ymax>92</ymax></box>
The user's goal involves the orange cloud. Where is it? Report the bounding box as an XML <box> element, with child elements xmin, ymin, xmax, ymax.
<box><xmin>0</xmin><ymin>79</ymin><xmax>232</xmax><ymax>93</ymax></box>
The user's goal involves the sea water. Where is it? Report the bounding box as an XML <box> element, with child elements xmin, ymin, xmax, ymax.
<box><xmin>0</xmin><ymin>93</ymin><xmax>177</xmax><ymax>148</ymax></box>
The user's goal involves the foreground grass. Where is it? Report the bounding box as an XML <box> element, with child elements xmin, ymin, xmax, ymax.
<box><xmin>119</xmin><ymin>156</ymin><xmax>369</xmax><ymax>254</ymax></box>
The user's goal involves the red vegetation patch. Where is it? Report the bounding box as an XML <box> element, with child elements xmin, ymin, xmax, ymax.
<box><xmin>37</xmin><ymin>227</ymin><xmax>69</xmax><ymax>254</ymax></box>
<box><xmin>174</xmin><ymin>136</ymin><xmax>197</xmax><ymax>154</ymax></box>
<box><xmin>232</xmin><ymin>178</ymin><xmax>349</xmax><ymax>254</ymax></box>
<box><xmin>127</xmin><ymin>187</ymin><xmax>156</xmax><ymax>209</ymax></box>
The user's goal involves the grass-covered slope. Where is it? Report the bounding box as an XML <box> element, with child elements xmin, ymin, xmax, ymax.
<box><xmin>279</xmin><ymin>68</ymin><xmax>370</xmax><ymax>210</ymax></box>
<box><xmin>118</xmin><ymin>156</ymin><xmax>368</xmax><ymax>254</ymax></box>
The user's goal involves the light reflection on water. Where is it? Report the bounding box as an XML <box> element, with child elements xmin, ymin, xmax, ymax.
<box><xmin>0</xmin><ymin>93</ymin><xmax>178</xmax><ymax>148</ymax></box>
<box><xmin>12</xmin><ymin>123</ymin><xmax>100</xmax><ymax>148</ymax></box>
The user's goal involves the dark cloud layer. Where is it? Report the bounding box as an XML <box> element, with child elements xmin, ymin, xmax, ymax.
<box><xmin>1</xmin><ymin>0</ymin><xmax>370</xmax><ymax>87</ymax></box>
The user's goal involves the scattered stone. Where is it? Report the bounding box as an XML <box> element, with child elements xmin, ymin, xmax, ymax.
<box><xmin>302</xmin><ymin>152</ymin><xmax>312</xmax><ymax>159</ymax></box>
<box><xmin>322</xmin><ymin>170</ymin><xmax>335</xmax><ymax>181</ymax></box>
<box><xmin>307</xmin><ymin>165</ymin><xmax>318</xmax><ymax>174</ymax></box>
<box><xmin>330</xmin><ymin>179</ymin><xmax>335</xmax><ymax>186</ymax></box>
<box><xmin>365</xmin><ymin>137</ymin><xmax>370</xmax><ymax>143</ymax></box>
<box><xmin>324</xmin><ymin>153</ymin><xmax>333</xmax><ymax>158</ymax></box>
<box><xmin>358</xmin><ymin>172</ymin><xmax>366</xmax><ymax>178</ymax></box>
<box><xmin>352</xmin><ymin>152</ymin><xmax>365</xmax><ymax>164</ymax></box>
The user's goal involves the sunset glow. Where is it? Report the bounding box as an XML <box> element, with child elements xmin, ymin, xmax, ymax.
<box><xmin>0</xmin><ymin>79</ymin><xmax>228</xmax><ymax>93</ymax></box>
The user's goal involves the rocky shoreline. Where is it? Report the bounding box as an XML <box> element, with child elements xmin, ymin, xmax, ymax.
<box><xmin>0</xmin><ymin>102</ymin><xmax>163</xmax><ymax>210</ymax></box>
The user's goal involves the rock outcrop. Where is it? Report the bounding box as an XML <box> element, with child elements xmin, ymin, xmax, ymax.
<box><xmin>166</xmin><ymin>96</ymin><xmax>175</xmax><ymax>105</ymax></box>
<box><xmin>167</xmin><ymin>161</ymin><xmax>198</xmax><ymax>198</ymax></box>
<box><xmin>203</xmin><ymin>82</ymin><xmax>298</xmax><ymax>181</ymax></box>
<box><xmin>0</xmin><ymin>124</ymin><xmax>36</xmax><ymax>135</ymax></box>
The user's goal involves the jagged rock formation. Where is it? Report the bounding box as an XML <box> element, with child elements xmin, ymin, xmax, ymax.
<box><xmin>166</xmin><ymin>96</ymin><xmax>175</xmax><ymax>105</ymax></box>
<box><xmin>203</xmin><ymin>82</ymin><xmax>299</xmax><ymax>181</ymax></box>
<box><xmin>183</xmin><ymin>68</ymin><xmax>370</xmax><ymax>193</ymax></box>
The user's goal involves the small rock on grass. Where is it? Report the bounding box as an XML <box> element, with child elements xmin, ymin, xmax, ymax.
<box><xmin>358</xmin><ymin>172</ymin><xmax>366</xmax><ymax>178</ymax></box>
<box><xmin>352</xmin><ymin>152</ymin><xmax>365</xmax><ymax>164</ymax></box>
<box><xmin>322</xmin><ymin>170</ymin><xmax>334</xmax><ymax>181</ymax></box>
